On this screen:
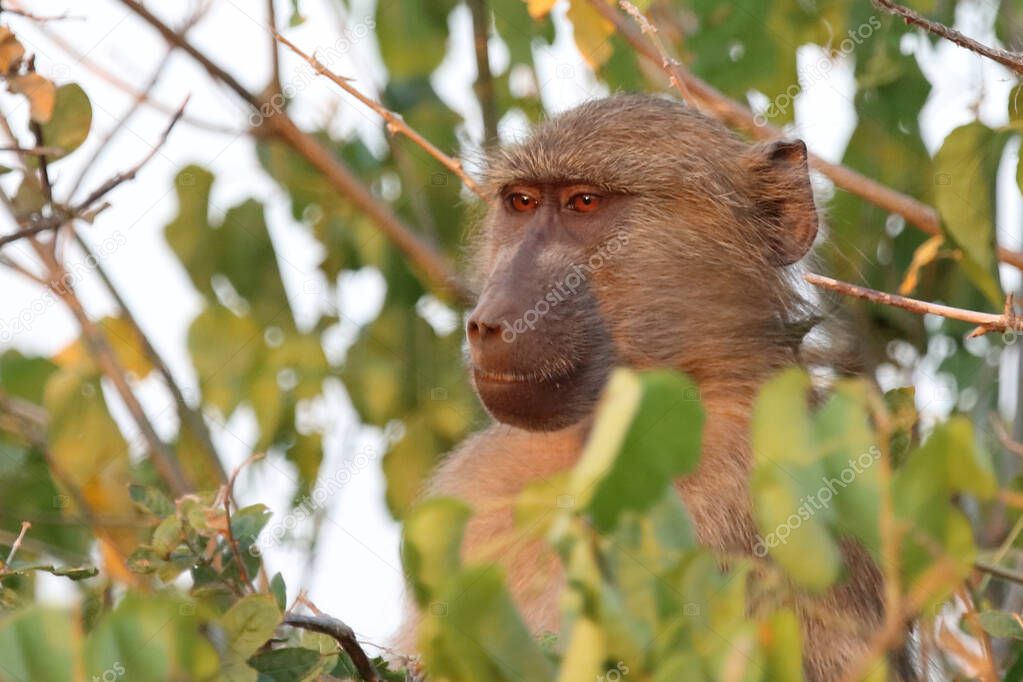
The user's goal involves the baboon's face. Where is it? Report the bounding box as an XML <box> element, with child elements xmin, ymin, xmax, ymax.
<box><xmin>466</xmin><ymin>95</ymin><xmax>818</xmax><ymax>432</ymax></box>
<box><xmin>465</xmin><ymin>182</ymin><xmax>628</xmax><ymax>431</ymax></box>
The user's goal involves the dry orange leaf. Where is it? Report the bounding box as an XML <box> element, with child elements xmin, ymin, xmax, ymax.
<box><xmin>527</xmin><ymin>0</ymin><xmax>557</xmax><ymax>19</ymax></box>
<box><xmin>9</xmin><ymin>72</ymin><xmax>56</xmax><ymax>123</ymax></box>
<box><xmin>0</xmin><ymin>28</ymin><xmax>25</xmax><ymax>73</ymax></box>
<box><xmin>899</xmin><ymin>234</ymin><xmax>945</xmax><ymax>295</ymax></box>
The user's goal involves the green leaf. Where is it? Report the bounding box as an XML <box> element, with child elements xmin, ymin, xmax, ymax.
<box><xmin>978</xmin><ymin>611</ymin><xmax>1023</xmax><ymax>640</ymax></box>
<box><xmin>402</xmin><ymin>497</ymin><xmax>471</xmax><ymax>606</ymax></box>
<box><xmin>420</xmin><ymin>565</ymin><xmax>556</xmax><ymax>682</ymax></box>
<box><xmin>187</xmin><ymin>305</ymin><xmax>263</xmax><ymax>416</ymax></box>
<box><xmin>270</xmin><ymin>573</ymin><xmax>287</xmax><ymax>612</ymax></box>
<box><xmin>932</xmin><ymin>122</ymin><xmax>1006</xmax><ymax>307</ymax></box>
<box><xmin>0</xmin><ymin>563</ymin><xmax>97</xmax><ymax>580</ymax></box>
<box><xmin>39</xmin><ymin>83</ymin><xmax>91</xmax><ymax>157</ymax></box>
<box><xmin>85</xmin><ymin>593</ymin><xmax>219</xmax><ymax>681</ymax></box>
<box><xmin>0</xmin><ymin>607</ymin><xmax>76</xmax><ymax>681</ymax></box>
<box><xmin>129</xmin><ymin>484</ymin><xmax>175</xmax><ymax>518</ymax></box>
<box><xmin>151</xmin><ymin>514</ymin><xmax>183</xmax><ymax>555</ymax></box>
<box><xmin>751</xmin><ymin>368</ymin><xmax>814</xmax><ymax>465</ymax></box>
<box><xmin>376</xmin><ymin>1</ymin><xmax>457</xmax><ymax>78</ymax></box>
<box><xmin>248</xmin><ymin>647</ymin><xmax>322</xmax><ymax>681</ymax></box>
<box><xmin>571</xmin><ymin>369</ymin><xmax>704</xmax><ymax>532</ymax></box>
<box><xmin>556</xmin><ymin>617</ymin><xmax>606</xmax><ymax>682</ymax></box>
<box><xmin>220</xmin><ymin>594</ymin><xmax>282</xmax><ymax>661</ymax></box>
<box><xmin>752</xmin><ymin>464</ymin><xmax>842</xmax><ymax>591</ymax></box>
<box><xmin>762</xmin><ymin>609</ymin><xmax>804</xmax><ymax>680</ymax></box>
<box><xmin>1009</xmin><ymin>84</ymin><xmax>1023</xmax><ymax>130</ymax></box>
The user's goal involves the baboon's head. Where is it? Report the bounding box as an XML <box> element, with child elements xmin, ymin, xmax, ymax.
<box><xmin>466</xmin><ymin>94</ymin><xmax>819</xmax><ymax>431</ymax></box>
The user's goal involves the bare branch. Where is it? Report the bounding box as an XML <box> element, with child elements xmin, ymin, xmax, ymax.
<box><xmin>596</xmin><ymin>0</ymin><xmax>1023</xmax><ymax>273</ymax></box>
<box><xmin>1</xmin><ymin>3</ymin><xmax>83</xmax><ymax>22</ymax></box>
<box><xmin>874</xmin><ymin>0</ymin><xmax>1023</xmax><ymax>76</ymax></box>
<box><xmin>0</xmin><ymin>99</ymin><xmax>187</xmax><ymax>250</ymax></box>
<box><xmin>0</xmin><ymin>145</ymin><xmax>65</xmax><ymax>156</ymax></box>
<box><xmin>70</xmin><ymin>49</ymin><xmax>174</xmax><ymax>199</ymax></box>
<box><xmin>74</xmin><ymin>97</ymin><xmax>188</xmax><ymax>212</ymax></box>
<box><xmin>468</xmin><ymin>0</ymin><xmax>498</xmax><ymax>142</ymax></box>
<box><xmin>0</xmin><ymin>221</ymin><xmax>63</xmax><ymax>249</ymax></box>
<box><xmin>283</xmin><ymin>614</ymin><xmax>380</xmax><ymax>682</ymax></box>
<box><xmin>804</xmin><ymin>272</ymin><xmax>1023</xmax><ymax>336</ymax></box>
<box><xmin>2</xmin><ymin>521</ymin><xmax>31</xmax><ymax>567</ymax></box>
<box><xmin>267</xmin><ymin>0</ymin><xmax>281</xmax><ymax>96</ymax></box>
<box><xmin>117</xmin><ymin>0</ymin><xmax>470</xmax><ymax>302</ymax></box>
<box><xmin>974</xmin><ymin>560</ymin><xmax>1023</xmax><ymax>586</ymax></box>
<box><xmin>275</xmin><ymin>31</ymin><xmax>488</xmax><ymax>201</ymax></box>
<box><xmin>222</xmin><ymin>452</ymin><xmax>264</xmax><ymax>590</ymax></box>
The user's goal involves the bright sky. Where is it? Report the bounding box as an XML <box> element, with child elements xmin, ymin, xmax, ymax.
<box><xmin>0</xmin><ymin>0</ymin><xmax>1019</xmax><ymax>648</ymax></box>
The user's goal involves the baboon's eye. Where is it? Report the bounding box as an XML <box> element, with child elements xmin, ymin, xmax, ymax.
<box><xmin>507</xmin><ymin>193</ymin><xmax>538</xmax><ymax>213</ymax></box>
<box><xmin>567</xmin><ymin>193</ymin><xmax>603</xmax><ymax>213</ymax></box>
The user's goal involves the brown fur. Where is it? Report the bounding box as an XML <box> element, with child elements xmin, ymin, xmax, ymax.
<box><xmin>398</xmin><ymin>95</ymin><xmax>898</xmax><ymax>680</ymax></box>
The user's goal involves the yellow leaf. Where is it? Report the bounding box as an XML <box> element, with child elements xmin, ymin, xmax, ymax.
<box><xmin>898</xmin><ymin>234</ymin><xmax>944</xmax><ymax>295</ymax></box>
<box><xmin>0</xmin><ymin>28</ymin><xmax>25</xmax><ymax>72</ymax></box>
<box><xmin>567</xmin><ymin>1</ymin><xmax>615</xmax><ymax>69</ymax></box>
<box><xmin>526</xmin><ymin>0</ymin><xmax>557</xmax><ymax>19</ymax></box>
<box><xmin>8</xmin><ymin>72</ymin><xmax>56</xmax><ymax>123</ymax></box>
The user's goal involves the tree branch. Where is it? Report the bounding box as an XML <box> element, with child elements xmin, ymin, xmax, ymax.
<box><xmin>283</xmin><ymin>614</ymin><xmax>379</xmax><ymax>682</ymax></box>
<box><xmin>874</xmin><ymin>0</ymin><xmax>1023</xmax><ymax>76</ymax></box>
<box><xmin>597</xmin><ymin>0</ymin><xmax>1023</xmax><ymax>272</ymax></box>
<box><xmin>274</xmin><ymin>32</ymin><xmax>488</xmax><ymax>201</ymax></box>
<box><xmin>222</xmin><ymin>452</ymin><xmax>263</xmax><ymax>590</ymax></box>
<box><xmin>468</xmin><ymin>0</ymin><xmax>498</xmax><ymax>143</ymax></box>
<box><xmin>116</xmin><ymin>0</ymin><xmax>470</xmax><ymax>303</ymax></box>
<box><xmin>804</xmin><ymin>272</ymin><xmax>1023</xmax><ymax>337</ymax></box>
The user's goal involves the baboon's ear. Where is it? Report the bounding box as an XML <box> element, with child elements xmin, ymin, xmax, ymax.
<box><xmin>749</xmin><ymin>139</ymin><xmax>818</xmax><ymax>266</ymax></box>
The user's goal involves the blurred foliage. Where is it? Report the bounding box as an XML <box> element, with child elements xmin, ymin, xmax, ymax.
<box><xmin>0</xmin><ymin>0</ymin><xmax>1022</xmax><ymax>679</ymax></box>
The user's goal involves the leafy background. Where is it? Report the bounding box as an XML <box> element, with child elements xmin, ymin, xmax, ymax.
<box><xmin>0</xmin><ymin>0</ymin><xmax>1021</xmax><ymax>679</ymax></box>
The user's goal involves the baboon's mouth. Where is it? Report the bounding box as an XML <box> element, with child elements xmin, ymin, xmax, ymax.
<box><xmin>472</xmin><ymin>363</ymin><xmax>579</xmax><ymax>386</ymax></box>
<box><xmin>471</xmin><ymin>357</ymin><xmax>600</xmax><ymax>431</ymax></box>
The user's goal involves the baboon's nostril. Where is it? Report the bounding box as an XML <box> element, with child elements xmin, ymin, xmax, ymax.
<box><xmin>467</xmin><ymin>318</ymin><xmax>500</xmax><ymax>343</ymax></box>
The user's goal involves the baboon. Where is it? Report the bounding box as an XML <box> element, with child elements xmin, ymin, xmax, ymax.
<box><xmin>400</xmin><ymin>94</ymin><xmax>895</xmax><ymax>680</ymax></box>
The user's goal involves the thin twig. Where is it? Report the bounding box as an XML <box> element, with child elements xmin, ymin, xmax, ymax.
<box><xmin>267</xmin><ymin>0</ymin><xmax>281</xmax><ymax>96</ymax></box>
<box><xmin>274</xmin><ymin>31</ymin><xmax>488</xmax><ymax>201</ymax></box>
<box><xmin>595</xmin><ymin>0</ymin><xmax>1023</xmax><ymax>273</ymax></box>
<box><xmin>74</xmin><ymin>97</ymin><xmax>189</xmax><ymax>212</ymax></box>
<box><xmin>468</xmin><ymin>0</ymin><xmax>498</xmax><ymax>142</ymax></box>
<box><xmin>283</xmin><ymin>614</ymin><xmax>379</xmax><ymax>682</ymax></box>
<box><xmin>0</xmin><ymin>99</ymin><xmax>188</xmax><ymax>250</ymax></box>
<box><xmin>117</xmin><ymin>0</ymin><xmax>469</xmax><ymax>302</ymax></box>
<box><xmin>30</xmin><ymin>122</ymin><xmax>52</xmax><ymax>206</ymax></box>
<box><xmin>0</xmin><ymin>145</ymin><xmax>65</xmax><ymax>156</ymax></box>
<box><xmin>222</xmin><ymin>452</ymin><xmax>264</xmax><ymax>591</ymax></box>
<box><xmin>874</xmin><ymin>0</ymin><xmax>1023</xmax><ymax>76</ymax></box>
<box><xmin>618</xmin><ymin>1</ymin><xmax>694</xmax><ymax>102</ymax></box>
<box><xmin>69</xmin><ymin>49</ymin><xmax>175</xmax><ymax>199</ymax></box>
<box><xmin>804</xmin><ymin>272</ymin><xmax>1023</xmax><ymax>336</ymax></box>
<box><xmin>2</xmin><ymin>521</ymin><xmax>31</xmax><ymax>567</ymax></box>
<box><xmin>1</xmin><ymin>2</ymin><xmax>83</xmax><ymax>22</ymax></box>
<box><xmin>0</xmin><ymin>221</ymin><xmax>63</xmax><ymax>249</ymax></box>
<box><xmin>992</xmin><ymin>416</ymin><xmax>1023</xmax><ymax>459</ymax></box>
<box><xmin>974</xmin><ymin>559</ymin><xmax>1023</xmax><ymax>586</ymax></box>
